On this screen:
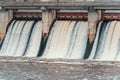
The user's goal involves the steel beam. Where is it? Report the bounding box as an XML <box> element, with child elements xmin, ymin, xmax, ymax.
<box><xmin>14</xmin><ymin>12</ymin><xmax>42</xmax><ymax>20</ymax></box>
<box><xmin>103</xmin><ymin>13</ymin><xmax>120</xmax><ymax>20</ymax></box>
<box><xmin>94</xmin><ymin>7</ymin><xmax>120</xmax><ymax>10</ymax></box>
<box><xmin>3</xmin><ymin>7</ymin><xmax>41</xmax><ymax>10</ymax></box>
<box><xmin>57</xmin><ymin>12</ymin><xmax>120</xmax><ymax>20</ymax></box>
<box><xmin>14</xmin><ymin>12</ymin><xmax>120</xmax><ymax>20</ymax></box>
<box><xmin>57</xmin><ymin>12</ymin><xmax>87</xmax><ymax>20</ymax></box>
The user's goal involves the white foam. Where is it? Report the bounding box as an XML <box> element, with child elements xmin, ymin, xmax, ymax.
<box><xmin>24</xmin><ymin>21</ymin><xmax>42</xmax><ymax>57</ymax></box>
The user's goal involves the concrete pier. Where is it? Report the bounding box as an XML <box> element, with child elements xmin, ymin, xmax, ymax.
<box><xmin>42</xmin><ymin>8</ymin><xmax>56</xmax><ymax>37</ymax></box>
<box><xmin>88</xmin><ymin>10</ymin><xmax>101</xmax><ymax>43</ymax></box>
<box><xmin>0</xmin><ymin>10</ymin><xmax>13</xmax><ymax>43</ymax></box>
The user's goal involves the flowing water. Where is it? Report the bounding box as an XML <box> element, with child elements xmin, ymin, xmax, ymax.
<box><xmin>89</xmin><ymin>21</ymin><xmax>120</xmax><ymax>60</ymax></box>
<box><xmin>42</xmin><ymin>21</ymin><xmax>88</xmax><ymax>59</ymax></box>
<box><xmin>1</xmin><ymin>20</ymin><xmax>120</xmax><ymax>60</ymax></box>
<box><xmin>0</xmin><ymin>20</ymin><xmax>42</xmax><ymax>57</ymax></box>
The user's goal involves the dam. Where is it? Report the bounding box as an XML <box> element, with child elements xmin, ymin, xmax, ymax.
<box><xmin>0</xmin><ymin>0</ymin><xmax>120</xmax><ymax>79</ymax></box>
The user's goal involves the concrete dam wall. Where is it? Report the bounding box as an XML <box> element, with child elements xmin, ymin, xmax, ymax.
<box><xmin>0</xmin><ymin>1</ymin><xmax>120</xmax><ymax>80</ymax></box>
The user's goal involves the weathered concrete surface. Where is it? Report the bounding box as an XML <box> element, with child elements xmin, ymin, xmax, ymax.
<box><xmin>0</xmin><ymin>10</ymin><xmax>13</xmax><ymax>43</ymax></box>
<box><xmin>0</xmin><ymin>32</ymin><xmax>4</xmax><ymax>43</ymax></box>
<box><xmin>1</xmin><ymin>1</ymin><xmax>120</xmax><ymax>8</ymax></box>
<box><xmin>0</xmin><ymin>57</ymin><xmax>119</xmax><ymax>80</ymax></box>
<box><xmin>42</xmin><ymin>9</ymin><xmax>56</xmax><ymax>37</ymax></box>
<box><xmin>88</xmin><ymin>10</ymin><xmax>100</xmax><ymax>43</ymax></box>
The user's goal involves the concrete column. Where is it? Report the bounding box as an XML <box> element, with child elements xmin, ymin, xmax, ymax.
<box><xmin>88</xmin><ymin>10</ymin><xmax>102</xmax><ymax>43</ymax></box>
<box><xmin>97</xmin><ymin>10</ymin><xmax>103</xmax><ymax>21</ymax></box>
<box><xmin>42</xmin><ymin>7</ymin><xmax>56</xmax><ymax>38</ymax></box>
<box><xmin>0</xmin><ymin>10</ymin><xmax>13</xmax><ymax>43</ymax></box>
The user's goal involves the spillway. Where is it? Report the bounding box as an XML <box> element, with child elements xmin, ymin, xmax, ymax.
<box><xmin>43</xmin><ymin>20</ymin><xmax>88</xmax><ymax>59</ymax></box>
<box><xmin>1</xmin><ymin>1</ymin><xmax>120</xmax><ymax>79</ymax></box>
<box><xmin>0</xmin><ymin>20</ymin><xmax>90</xmax><ymax>59</ymax></box>
<box><xmin>0</xmin><ymin>20</ymin><xmax>42</xmax><ymax>57</ymax></box>
<box><xmin>89</xmin><ymin>21</ymin><xmax>120</xmax><ymax>61</ymax></box>
<box><xmin>1</xmin><ymin>20</ymin><xmax>120</xmax><ymax>61</ymax></box>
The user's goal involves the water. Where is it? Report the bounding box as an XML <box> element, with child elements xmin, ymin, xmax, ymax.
<box><xmin>1</xmin><ymin>20</ymin><xmax>120</xmax><ymax>60</ymax></box>
<box><xmin>89</xmin><ymin>21</ymin><xmax>120</xmax><ymax>60</ymax></box>
<box><xmin>0</xmin><ymin>20</ymin><xmax>42</xmax><ymax>57</ymax></box>
<box><xmin>42</xmin><ymin>21</ymin><xmax>88</xmax><ymax>59</ymax></box>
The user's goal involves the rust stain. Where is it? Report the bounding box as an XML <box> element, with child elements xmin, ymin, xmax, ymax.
<box><xmin>0</xmin><ymin>33</ymin><xmax>5</xmax><ymax>43</ymax></box>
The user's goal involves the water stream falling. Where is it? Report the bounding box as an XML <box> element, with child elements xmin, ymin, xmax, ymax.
<box><xmin>0</xmin><ymin>20</ymin><xmax>120</xmax><ymax>60</ymax></box>
<box><xmin>0</xmin><ymin>20</ymin><xmax>42</xmax><ymax>57</ymax></box>
<box><xmin>42</xmin><ymin>21</ymin><xmax>88</xmax><ymax>59</ymax></box>
<box><xmin>89</xmin><ymin>21</ymin><xmax>120</xmax><ymax>60</ymax></box>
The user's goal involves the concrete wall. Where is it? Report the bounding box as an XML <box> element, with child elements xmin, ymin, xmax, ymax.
<box><xmin>0</xmin><ymin>10</ymin><xmax>13</xmax><ymax>43</ymax></box>
<box><xmin>0</xmin><ymin>1</ymin><xmax>119</xmax><ymax>80</ymax></box>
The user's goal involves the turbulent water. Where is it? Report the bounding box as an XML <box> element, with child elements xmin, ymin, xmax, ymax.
<box><xmin>0</xmin><ymin>20</ymin><xmax>42</xmax><ymax>57</ymax></box>
<box><xmin>42</xmin><ymin>21</ymin><xmax>88</xmax><ymax>59</ymax></box>
<box><xmin>1</xmin><ymin>20</ymin><xmax>120</xmax><ymax>60</ymax></box>
<box><xmin>89</xmin><ymin>21</ymin><xmax>120</xmax><ymax>60</ymax></box>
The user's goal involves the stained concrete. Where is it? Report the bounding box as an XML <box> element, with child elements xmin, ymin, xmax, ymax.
<box><xmin>42</xmin><ymin>9</ymin><xmax>56</xmax><ymax>37</ymax></box>
<box><xmin>0</xmin><ymin>10</ymin><xmax>13</xmax><ymax>43</ymax></box>
<box><xmin>0</xmin><ymin>57</ymin><xmax>119</xmax><ymax>80</ymax></box>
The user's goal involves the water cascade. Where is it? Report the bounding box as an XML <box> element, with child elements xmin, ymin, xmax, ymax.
<box><xmin>42</xmin><ymin>20</ymin><xmax>89</xmax><ymax>59</ymax></box>
<box><xmin>0</xmin><ymin>20</ymin><xmax>89</xmax><ymax>58</ymax></box>
<box><xmin>89</xmin><ymin>21</ymin><xmax>120</xmax><ymax>60</ymax></box>
<box><xmin>0</xmin><ymin>20</ymin><xmax>42</xmax><ymax>57</ymax></box>
<box><xmin>1</xmin><ymin>20</ymin><xmax>120</xmax><ymax>60</ymax></box>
